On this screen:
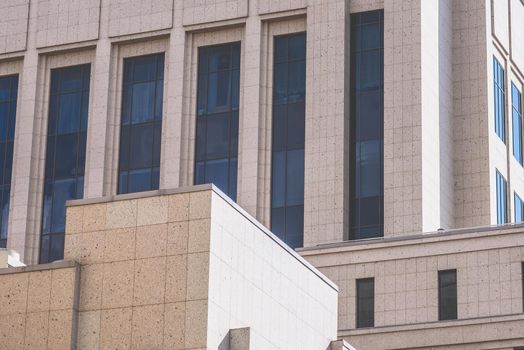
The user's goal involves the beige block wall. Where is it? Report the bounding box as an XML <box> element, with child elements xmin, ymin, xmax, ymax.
<box><xmin>0</xmin><ymin>261</ymin><xmax>79</xmax><ymax>350</ymax></box>
<box><xmin>300</xmin><ymin>225</ymin><xmax>524</xmax><ymax>349</ymax></box>
<box><xmin>62</xmin><ymin>185</ymin><xmax>338</xmax><ymax>349</ymax></box>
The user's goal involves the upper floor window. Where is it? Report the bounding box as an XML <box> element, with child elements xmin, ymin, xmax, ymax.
<box><xmin>118</xmin><ymin>53</ymin><xmax>164</xmax><ymax>194</ymax></box>
<box><xmin>494</xmin><ymin>57</ymin><xmax>506</xmax><ymax>142</ymax></box>
<box><xmin>41</xmin><ymin>65</ymin><xmax>90</xmax><ymax>263</ymax></box>
<box><xmin>496</xmin><ymin>170</ymin><xmax>508</xmax><ymax>225</ymax></box>
<box><xmin>515</xmin><ymin>193</ymin><xmax>524</xmax><ymax>223</ymax></box>
<box><xmin>0</xmin><ymin>75</ymin><xmax>18</xmax><ymax>249</ymax></box>
<box><xmin>194</xmin><ymin>43</ymin><xmax>240</xmax><ymax>200</ymax></box>
<box><xmin>271</xmin><ymin>33</ymin><xmax>306</xmax><ymax>249</ymax></box>
<box><xmin>349</xmin><ymin>10</ymin><xmax>384</xmax><ymax>240</ymax></box>
<box><xmin>513</xmin><ymin>83</ymin><xmax>523</xmax><ymax>164</ymax></box>
<box><xmin>438</xmin><ymin>269</ymin><xmax>457</xmax><ymax>321</ymax></box>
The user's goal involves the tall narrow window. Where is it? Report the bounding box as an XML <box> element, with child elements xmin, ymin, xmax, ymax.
<box><xmin>515</xmin><ymin>193</ymin><xmax>524</xmax><ymax>223</ymax></box>
<box><xmin>118</xmin><ymin>53</ymin><xmax>164</xmax><ymax>194</ymax></box>
<box><xmin>350</xmin><ymin>10</ymin><xmax>384</xmax><ymax>240</ymax></box>
<box><xmin>438</xmin><ymin>269</ymin><xmax>457</xmax><ymax>321</ymax></box>
<box><xmin>496</xmin><ymin>170</ymin><xmax>508</xmax><ymax>225</ymax></box>
<box><xmin>41</xmin><ymin>65</ymin><xmax>90</xmax><ymax>263</ymax></box>
<box><xmin>194</xmin><ymin>43</ymin><xmax>240</xmax><ymax>200</ymax></box>
<box><xmin>271</xmin><ymin>33</ymin><xmax>306</xmax><ymax>249</ymax></box>
<box><xmin>356</xmin><ymin>278</ymin><xmax>374</xmax><ymax>328</ymax></box>
<box><xmin>494</xmin><ymin>57</ymin><xmax>506</xmax><ymax>142</ymax></box>
<box><xmin>513</xmin><ymin>83</ymin><xmax>523</xmax><ymax>164</ymax></box>
<box><xmin>0</xmin><ymin>75</ymin><xmax>18</xmax><ymax>249</ymax></box>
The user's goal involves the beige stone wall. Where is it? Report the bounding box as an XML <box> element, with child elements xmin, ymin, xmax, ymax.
<box><xmin>0</xmin><ymin>261</ymin><xmax>79</xmax><ymax>350</ymax></box>
<box><xmin>62</xmin><ymin>185</ymin><xmax>338</xmax><ymax>349</ymax></box>
<box><xmin>300</xmin><ymin>225</ymin><xmax>524</xmax><ymax>349</ymax></box>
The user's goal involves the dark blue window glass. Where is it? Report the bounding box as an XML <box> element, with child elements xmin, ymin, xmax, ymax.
<box><xmin>118</xmin><ymin>53</ymin><xmax>164</xmax><ymax>194</ymax></box>
<box><xmin>494</xmin><ymin>58</ymin><xmax>506</xmax><ymax>142</ymax></box>
<box><xmin>270</xmin><ymin>33</ymin><xmax>306</xmax><ymax>249</ymax></box>
<box><xmin>194</xmin><ymin>43</ymin><xmax>240</xmax><ymax>200</ymax></box>
<box><xmin>513</xmin><ymin>83</ymin><xmax>523</xmax><ymax>164</ymax></box>
<box><xmin>515</xmin><ymin>193</ymin><xmax>523</xmax><ymax>223</ymax></box>
<box><xmin>496</xmin><ymin>170</ymin><xmax>508</xmax><ymax>225</ymax></box>
<box><xmin>40</xmin><ymin>65</ymin><xmax>90</xmax><ymax>263</ymax></box>
<box><xmin>350</xmin><ymin>11</ymin><xmax>384</xmax><ymax>240</ymax></box>
<box><xmin>0</xmin><ymin>75</ymin><xmax>18</xmax><ymax>249</ymax></box>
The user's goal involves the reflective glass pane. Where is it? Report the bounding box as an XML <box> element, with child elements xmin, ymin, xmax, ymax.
<box><xmin>54</xmin><ymin>134</ymin><xmax>79</xmax><ymax>178</ymax></box>
<box><xmin>358</xmin><ymin>91</ymin><xmax>381</xmax><ymax>141</ymax></box>
<box><xmin>195</xmin><ymin>43</ymin><xmax>240</xmax><ymax>200</ymax></box>
<box><xmin>206</xmin><ymin>114</ymin><xmax>230</xmax><ymax>159</ymax></box>
<box><xmin>358</xmin><ymin>140</ymin><xmax>381</xmax><ymax>197</ymax></box>
<box><xmin>288</xmin><ymin>60</ymin><xmax>305</xmax><ymax>103</ymax></box>
<box><xmin>0</xmin><ymin>103</ymin><xmax>8</xmax><ymax>141</ymax></box>
<box><xmin>286</xmin><ymin>149</ymin><xmax>304</xmax><ymax>206</ymax></box>
<box><xmin>285</xmin><ymin>205</ymin><xmax>304</xmax><ymax>248</ymax></box>
<box><xmin>49</xmin><ymin>234</ymin><xmax>65</xmax><ymax>261</ymax></box>
<box><xmin>359</xmin><ymin>50</ymin><xmax>381</xmax><ymax>90</ymax></box>
<box><xmin>287</xmin><ymin>103</ymin><xmax>305</xmax><ymax>150</ymax></box>
<box><xmin>0</xmin><ymin>188</ymin><xmax>9</xmax><ymax>239</ymax></box>
<box><xmin>288</xmin><ymin>34</ymin><xmax>306</xmax><ymax>61</ymax></box>
<box><xmin>155</xmin><ymin>80</ymin><xmax>164</xmax><ymax>120</ymax></box>
<box><xmin>271</xmin><ymin>207</ymin><xmax>286</xmax><ymax>241</ymax></box>
<box><xmin>272</xmin><ymin>105</ymin><xmax>287</xmax><ymax>152</ymax></box>
<box><xmin>59</xmin><ymin>68</ymin><xmax>83</xmax><ymax>93</ymax></box>
<box><xmin>272</xmin><ymin>151</ymin><xmax>286</xmax><ymax>208</ymax></box>
<box><xmin>209</xmin><ymin>46</ymin><xmax>231</xmax><ymax>72</ymax></box>
<box><xmin>41</xmin><ymin>65</ymin><xmax>89</xmax><ymax>263</ymax></box>
<box><xmin>361</xmin><ymin>23</ymin><xmax>381</xmax><ymax>50</ymax></box>
<box><xmin>51</xmin><ymin>178</ymin><xmax>77</xmax><ymax>233</ymax></box>
<box><xmin>58</xmin><ymin>93</ymin><xmax>81</xmax><ymax>133</ymax></box>
<box><xmin>275</xmin><ymin>37</ymin><xmax>288</xmax><ymax>63</ymax></box>
<box><xmin>128</xmin><ymin>168</ymin><xmax>152</xmax><ymax>193</ymax></box>
<box><xmin>0</xmin><ymin>79</ymin><xmax>11</xmax><ymax>101</ymax></box>
<box><xmin>132</xmin><ymin>56</ymin><xmax>157</xmax><ymax>82</ymax></box>
<box><xmin>274</xmin><ymin>63</ymin><xmax>288</xmax><ymax>104</ymax></box>
<box><xmin>119</xmin><ymin>126</ymin><xmax>130</xmax><ymax>169</ymax></box>
<box><xmin>131</xmin><ymin>81</ymin><xmax>155</xmax><ymax>124</ymax></box>
<box><xmin>129</xmin><ymin>124</ymin><xmax>154</xmax><ymax>169</ymax></box>
<box><xmin>205</xmin><ymin>158</ymin><xmax>228</xmax><ymax>193</ymax></box>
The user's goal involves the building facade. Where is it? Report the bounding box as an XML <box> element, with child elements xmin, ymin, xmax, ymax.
<box><xmin>1</xmin><ymin>0</ymin><xmax>524</xmax><ymax>349</ymax></box>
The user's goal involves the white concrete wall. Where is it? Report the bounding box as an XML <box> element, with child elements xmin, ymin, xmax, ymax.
<box><xmin>208</xmin><ymin>189</ymin><xmax>339</xmax><ymax>349</ymax></box>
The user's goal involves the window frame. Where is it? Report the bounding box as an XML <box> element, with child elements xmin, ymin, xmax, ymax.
<box><xmin>356</xmin><ymin>277</ymin><xmax>375</xmax><ymax>328</ymax></box>
<box><xmin>493</xmin><ymin>57</ymin><xmax>506</xmax><ymax>143</ymax></box>
<box><xmin>438</xmin><ymin>269</ymin><xmax>458</xmax><ymax>321</ymax></box>
<box><xmin>349</xmin><ymin>10</ymin><xmax>385</xmax><ymax>240</ymax></box>
<box><xmin>496</xmin><ymin>170</ymin><xmax>508</xmax><ymax>225</ymax></box>
<box><xmin>270</xmin><ymin>32</ymin><xmax>307</xmax><ymax>249</ymax></box>
<box><xmin>40</xmin><ymin>64</ymin><xmax>91</xmax><ymax>263</ymax></box>
<box><xmin>0</xmin><ymin>74</ymin><xmax>19</xmax><ymax>249</ymax></box>
<box><xmin>193</xmin><ymin>42</ymin><xmax>241</xmax><ymax>201</ymax></box>
<box><xmin>513</xmin><ymin>82</ymin><xmax>523</xmax><ymax>165</ymax></box>
<box><xmin>117</xmin><ymin>52</ymin><xmax>165</xmax><ymax>195</ymax></box>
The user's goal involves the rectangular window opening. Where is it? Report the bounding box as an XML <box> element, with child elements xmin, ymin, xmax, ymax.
<box><xmin>438</xmin><ymin>269</ymin><xmax>457</xmax><ymax>321</ymax></box>
<box><xmin>194</xmin><ymin>42</ymin><xmax>241</xmax><ymax>201</ymax></box>
<box><xmin>118</xmin><ymin>53</ymin><xmax>164</xmax><ymax>195</ymax></box>
<box><xmin>496</xmin><ymin>170</ymin><xmax>508</xmax><ymax>225</ymax></box>
<box><xmin>494</xmin><ymin>57</ymin><xmax>506</xmax><ymax>142</ymax></box>
<box><xmin>356</xmin><ymin>278</ymin><xmax>375</xmax><ymax>328</ymax></box>
<box><xmin>349</xmin><ymin>10</ymin><xmax>384</xmax><ymax>240</ymax></box>
<box><xmin>40</xmin><ymin>65</ymin><xmax>90</xmax><ymax>263</ymax></box>
<box><xmin>0</xmin><ymin>74</ymin><xmax>19</xmax><ymax>249</ymax></box>
<box><xmin>270</xmin><ymin>33</ymin><xmax>306</xmax><ymax>249</ymax></box>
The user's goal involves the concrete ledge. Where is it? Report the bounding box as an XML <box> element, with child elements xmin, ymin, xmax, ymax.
<box><xmin>339</xmin><ymin>313</ymin><xmax>524</xmax><ymax>349</ymax></box>
<box><xmin>0</xmin><ymin>259</ymin><xmax>78</xmax><ymax>275</ymax></box>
